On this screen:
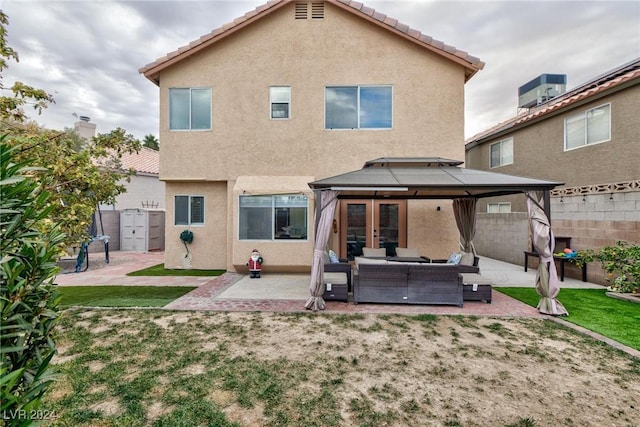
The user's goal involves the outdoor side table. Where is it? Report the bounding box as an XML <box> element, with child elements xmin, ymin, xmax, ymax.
<box><xmin>461</xmin><ymin>273</ymin><xmax>492</xmax><ymax>303</ymax></box>
<box><xmin>323</xmin><ymin>272</ymin><xmax>349</xmax><ymax>302</ymax></box>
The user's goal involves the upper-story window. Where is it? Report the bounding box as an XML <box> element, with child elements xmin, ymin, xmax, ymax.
<box><xmin>565</xmin><ymin>103</ymin><xmax>611</xmax><ymax>150</ymax></box>
<box><xmin>325</xmin><ymin>85</ymin><xmax>392</xmax><ymax>129</ymax></box>
<box><xmin>490</xmin><ymin>137</ymin><xmax>513</xmax><ymax>168</ymax></box>
<box><xmin>270</xmin><ymin>86</ymin><xmax>291</xmax><ymax>119</ymax></box>
<box><xmin>169</xmin><ymin>88</ymin><xmax>211</xmax><ymax>130</ymax></box>
<box><xmin>175</xmin><ymin>195</ymin><xmax>205</xmax><ymax>225</ymax></box>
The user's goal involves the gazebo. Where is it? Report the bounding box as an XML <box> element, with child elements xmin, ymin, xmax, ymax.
<box><xmin>306</xmin><ymin>158</ymin><xmax>568</xmax><ymax>316</ymax></box>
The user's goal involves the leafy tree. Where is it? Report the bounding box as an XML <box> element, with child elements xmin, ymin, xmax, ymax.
<box><xmin>0</xmin><ymin>10</ymin><xmax>140</xmax><ymax>248</ymax></box>
<box><xmin>0</xmin><ymin>11</ymin><xmax>140</xmax><ymax>423</ymax></box>
<box><xmin>143</xmin><ymin>133</ymin><xmax>159</xmax><ymax>150</ymax></box>
<box><xmin>1</xmin><ymin>139</ymin><xmax>65</xmax><ymax>424</ymax></box>
<box><xmin>4</xmin><ymin>120</ymin><xmax>140</xmax><ymax>247</ymax></box>
<box><xmin>0</xmin><ymin>13</ymin><xmax>54</xmax><ymax>121</ymax></box>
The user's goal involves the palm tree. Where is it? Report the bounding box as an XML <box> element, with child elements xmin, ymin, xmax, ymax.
<box><xmin>143</xmin><ymin>134</ymin><xmax>159</xmax><ymax>150</ymax></box>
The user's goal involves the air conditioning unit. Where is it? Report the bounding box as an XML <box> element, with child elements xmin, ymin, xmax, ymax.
<box><xmin>518</xmin><ymin>74</ymin><xmax>566</xmax><ymax>108</ymax></box>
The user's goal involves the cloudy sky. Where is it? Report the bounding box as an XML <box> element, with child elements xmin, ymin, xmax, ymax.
<box><xmin>3</xmin><ymin>0</ymin><xmax>639</xmax><ymax>141</ymax></box>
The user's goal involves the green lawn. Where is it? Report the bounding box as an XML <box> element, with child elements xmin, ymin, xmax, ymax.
<box><xmin>495</xmin><ymin>288</ymin><xmax>640</xmax><ymax>350</ymax></box>
<box><xmin>126</xmin><ymin>263</ymin><xmax>225</xmax><ymax>277</ymax></box>
<box><xmin>58</xmin><ymin>286</ymin><xmax>197</xmax><ymax>308</ymax></box>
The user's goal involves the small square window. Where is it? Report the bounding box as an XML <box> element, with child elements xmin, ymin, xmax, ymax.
<box><xmin>175</xmin><ymin>195</ymin><xmax>205</xmax><ymax>225</ymax></box>
<box><xmin>270</xmin><ymin>87</ymin><xmax>290</xmax><ymax>119</ymax></box>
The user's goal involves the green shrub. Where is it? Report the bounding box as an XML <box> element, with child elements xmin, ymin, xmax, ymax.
<box><xmin>1</xmin><ymin>141</ymin><xmax>65</xmax><ymax>425</ymax></box>
<box><xmin>578</xmin><ymin>241</ymin><xmax>640</xmax><ymax>294</ymax></box>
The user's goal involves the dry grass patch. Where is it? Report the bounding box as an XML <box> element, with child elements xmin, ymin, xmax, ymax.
<box><xmin>43</xmin><ymin>309</ymin><xmax>640</xmax><ymax>426</ymax></box>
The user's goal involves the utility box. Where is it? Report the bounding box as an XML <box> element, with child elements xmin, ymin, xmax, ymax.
<box><xmin>120</xmin><ymin>209</ymin><xmax>165</xmax><ymax>252</ymax></box>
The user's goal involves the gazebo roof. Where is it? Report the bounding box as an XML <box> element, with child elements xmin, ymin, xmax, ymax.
<box><xmin>308</xmin><ymin>157</ymin><xmax>563</xmax><ymax>199</ymax></box>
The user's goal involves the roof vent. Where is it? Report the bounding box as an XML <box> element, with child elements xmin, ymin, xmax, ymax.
<box><xmin>311</xmin><ymin>2</ymin><xmax>324</xmax><ymax>19</ymax></box>
<box><xmin>295</xmin><ymin>2</ymin><xmax>308</xmax><ymax>19</ymax></box>
<box><xmin>518</xmin><ymin>74</ymin><xmax>567</xmax><ymax>108</ymax></box>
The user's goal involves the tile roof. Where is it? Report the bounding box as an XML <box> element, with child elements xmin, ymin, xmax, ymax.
<box><xmin>139</xmin><ymin>0</ymin><xmax>484</xmax><ymax>84</ymax></box>
<box><xmin>120</xmin><ymin>146</ymin><xmax>160</xmax><ymax>175</ymax></box>
<box><xmin>466</xmin><ymin>58</ymin><xmax>640</xmax><ymax>146</ymax></box>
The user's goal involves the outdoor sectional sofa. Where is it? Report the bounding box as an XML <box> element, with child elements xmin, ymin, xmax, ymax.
<box><xmin>353</xmin><ymin>261</ymin><xmax>464</xmax><ymax>307</ymax></box>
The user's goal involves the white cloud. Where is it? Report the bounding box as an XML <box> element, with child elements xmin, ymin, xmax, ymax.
<box><xmin>3</xmin><ymin>0</ymin><xmax>639</xmax><ymax>140</ymax></box>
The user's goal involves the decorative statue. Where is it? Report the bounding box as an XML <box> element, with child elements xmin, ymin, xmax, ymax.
<box><xmin>246</xmin><ymin>249</ymin><xmax>263</xmax><ymax>278</ymax></box>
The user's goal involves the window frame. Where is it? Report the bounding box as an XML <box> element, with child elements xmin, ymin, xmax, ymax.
<box><xmin>238</xmin><ymin>194</ymin><xmax>309</xmax><ymax>241</ymax></box>
<box><xmin>174</xmin><ymin>195</ymin><xmax>205</xmax><ymax>226</ymax></box>
<box><xmin>269</xmin><ymin>86</ymin><xmax>291</xmax><ymax>120</ymax></box>
<box><xmin>564</xmin><ymin>103</ymin><xmax>611</xmax><ymax>151</ymax></box>
<box><xmin>487</xmin><ymin>202</ymin><xmax>511</xmax><ymax>213</ymax></box>
<box><xmin>169</xmin><ymin>87</ymin><xmax>212</xmax><ymax>131</ymax></box>
<box><xmin>324</xmin><ymin>85</ymin><xmax>393</xmax><ymax>130</ymax></box>
<box><xmin>489</xmin><ymin>137</ymin><xmax>514</xmax><ymax>168</ymax></box>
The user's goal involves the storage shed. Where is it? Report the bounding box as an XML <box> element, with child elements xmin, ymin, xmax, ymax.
<box><xmin>120</xmin><ymin>209</ymin><xmax>165</xmax><ymax>252</ymax></box>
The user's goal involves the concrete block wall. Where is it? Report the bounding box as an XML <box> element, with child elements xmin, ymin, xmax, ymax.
<box><xmin>550</xmin><ymin>191</ymin><xmax>639</xmax><ymax>285</ymax></box>
<box><xmin>474</xmin><ymin>191</ymin><xmax>639</xmax><ymax>285</ymax></box>
<box><xmin>88</xmin><ymin>210</ymin><xmax>120</xmax><ymax>253</ymax></box>
<box><xmin>475</xmin><ymin>212</ymin><xmax>529</xmax><ymax>265</ymax></box>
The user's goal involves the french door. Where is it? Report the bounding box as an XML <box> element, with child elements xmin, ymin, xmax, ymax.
<box><xmin>340</xmin><ymin>200</ymin><xmax>406</xmax><ymax>260</ymax></box>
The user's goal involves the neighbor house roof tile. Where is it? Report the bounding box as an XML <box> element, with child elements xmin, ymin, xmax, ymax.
<box><xmin>120</xmin><ymin>146</ymin><xmax>160</xmax><ymax>175</ymax></box>
<box><xmin>139</xmin><ymin>0</ymin><xmax>484</xmax><ymax>84</ymax></box>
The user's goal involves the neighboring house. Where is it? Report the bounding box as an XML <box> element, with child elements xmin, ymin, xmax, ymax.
<box><xmin>139</xmin><ymin>0</ymin><xmax>484</xmax><ymax>271</ymax></box>
<box><xmin>103</xmin><ymin>146</ymin><xmax>166</xmax><ymax>212</ymax></box>
<box><xmin>465</xmin><ymin>59</ymin><xmax>640</xmax><ymax>283</ymax></box>
<box><xmin>74</xmin><ymin>118</ymin><xmax>166</xmax><ymax>251</ymax></box>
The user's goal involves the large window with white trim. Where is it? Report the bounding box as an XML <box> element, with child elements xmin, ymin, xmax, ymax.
<box><xmin>175</xmin><ymin>195</ymin><xmax>205</xmax><ymax>225</ymax></box>
<box><xmin>490</xmin><ymin>137</ymin><xmax>513</xmax><ymax>168</ymax></box>
<box><xmin>239</xmin><ymin>195</ymin><xmax>308</xmax><ymax>240</ymax></box>
<box><xmin>565</xmin><ymin>103</ymin><xmax>611</xmax><ymax>150</ymax></box>
<box><xmin>169</xmin><ymin>88</ymin><xmax>211</xmax><ymax>130</ymax></box>
<box><xmin>325</xmin><ymin>85</ymin><xmax>392</xmax><ymax>129</ymax></box>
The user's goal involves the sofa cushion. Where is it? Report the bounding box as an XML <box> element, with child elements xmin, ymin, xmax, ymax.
<box><xmin>328</xmin><ymin>249</ymin><xmax>340</xmax><ymax>263</ymax></box>
<box><xmin>324</xmin><ymin>272</ymin><xmax>348</xmax><ymax>285</ymax></box>
<box><xmin>459</xmin><ymin>252</ymin><xmax>475</xmax><ymax>266</ymax></box>
<box><xmin>461</xmin><ymin>273</ymin><xmax>492</xmax><ymax>285</ymax></box>
<box><xmin>362</xmin><ymin>247</ymin><xmax>386</xmax><ymax>257</ymax></box>
<box><xmin>354</xmin><ymin>256</ymin><xmax>388</xmax><ymax>270</ymax></box>
<box><xmin>395</xmin><ymin>247</ymin><xmax>420</xmax><ymax>257</ymax></box>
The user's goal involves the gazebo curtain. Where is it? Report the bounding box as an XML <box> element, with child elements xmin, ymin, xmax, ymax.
<box><xmin>452</xmin><ymin>198</ymin><xmax>477</xmax><ymax>255</ymax></box>
<box><xmin>305</xmin><ymin>190</ymin><xmax>339</xmax><ymax>311</ymax></box>
<box><xmin>526</xmin><ymin>191</ymin><xmax>568</xmax><ymax>316</ymax></box>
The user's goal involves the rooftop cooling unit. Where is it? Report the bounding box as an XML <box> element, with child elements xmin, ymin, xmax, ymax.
<box><xmin>518</xmin><ymin>74</ymin><xmax>567</xmax><ymax>108</ymax></box>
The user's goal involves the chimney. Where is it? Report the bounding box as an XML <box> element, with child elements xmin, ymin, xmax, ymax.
<box><xmin>74</xmin><ymin>115</ymin><xmax>97</xmax><ymax>140</ymax></box>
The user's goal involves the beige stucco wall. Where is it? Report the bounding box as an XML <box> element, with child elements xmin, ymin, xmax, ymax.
<box><xmin>466</xmin><ymin>84</ymin><xmax>640</xmax><ymax>212</ymax></box>
<box><xmin>156</xmin><ymin>2</ymin><xmax>468</xmax><ymax>270</ymax></box>
<box><xmin>165</xmin><ymin>182</ymin><xmax>227</xmax><ymax>270</ymax></box>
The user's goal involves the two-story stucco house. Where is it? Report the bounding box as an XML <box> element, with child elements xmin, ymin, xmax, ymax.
<box><xmin>139</xmin><ymin>0</ymin><xmax>484</xmax><ymax>272</ymax></box>
<box><xmin>465</xmin><ymin>58</ymin><xmax>640</xmax><ymax>283</ymax></box>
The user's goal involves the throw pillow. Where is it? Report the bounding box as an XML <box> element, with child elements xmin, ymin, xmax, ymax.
<box><xmin>447</xmin><ymin>252</ymin><xmax>462</xmax><ymax>265</ymax></box>
<box><xmin>328</xmin><ymin>249</ymin><xmax>340</xmax><ymax>264</ymax></box>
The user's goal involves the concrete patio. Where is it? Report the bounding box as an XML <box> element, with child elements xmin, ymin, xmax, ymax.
<box><xmin>55</xmin><ymin>250</ymin><xmax>604</xmax><ymax>317</ymax></box>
